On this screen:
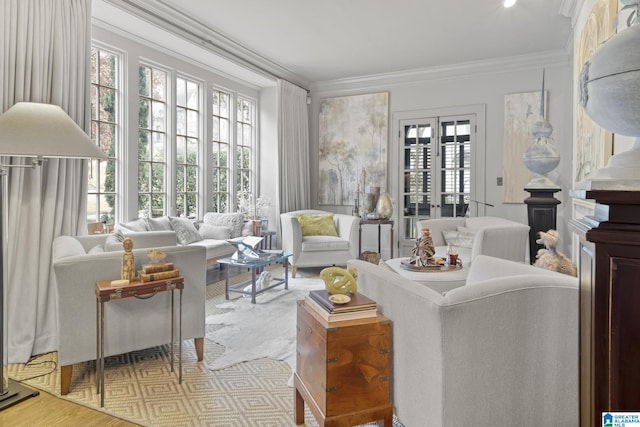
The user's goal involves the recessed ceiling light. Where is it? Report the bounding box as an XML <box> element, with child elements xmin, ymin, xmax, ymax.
<box><xmin>503</xmin><ymin>0</ymin><xmax>517</xmax><ymax>7</ymax></box>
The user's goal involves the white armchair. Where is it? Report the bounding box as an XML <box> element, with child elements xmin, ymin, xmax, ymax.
<box><xmin>280</xmin><ymin>209</ymin><xmax>359</xmax><ymax>277</ymax></box>
<box><xmin>52</xmin><ymin>234</ymin><xmax>206</xmax><ymax>395</ymax></box>
<box><xmin>349</xmin><ymin>256</ymin><xmax>578</xmax><ymax>426</ymax></box>
<box><xmin>417</xmin><ymin>216</ymin><xmax>530</xmax><ymax>265</ymax></box>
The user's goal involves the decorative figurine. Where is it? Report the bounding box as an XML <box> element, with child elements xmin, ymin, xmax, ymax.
<box><xmin>321</xmin><ymin>266</ymin><xmax>358</xmax><ymax>295</ymax></box>
<box><xmin>121</xmin><ymin>237</ymin><xmax>135</xmax><ymax>281</ymax></box>
<box><xmin>411</xmin><ymin>227</ymin><xmax>438</xmax><ymax>267</ymax></box>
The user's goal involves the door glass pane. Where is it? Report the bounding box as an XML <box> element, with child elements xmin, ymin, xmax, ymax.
<box><xmin>403</xmin><ymin>123</ymin><xmax>433</xmax><ymax>239</ymax></box>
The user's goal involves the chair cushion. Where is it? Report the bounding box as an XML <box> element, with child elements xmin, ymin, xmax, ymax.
<box><xmin>188</xmin><ymin>239</ymin><xmax>236</xmax><ymax>260</ymax></box>
<box><xmin>198</xmin><ymin>224</ymin><xmax>232</xmax><ymax>240</ymax></box>
<box><xmin>169</xmin><ymin>217</ymin><xmax>203</xmax><ymax>245</ymax></box>
<box><xmin>296</xmin><ymin>213</ymin><xmax>338</xmax><ymax>237</ymax></box>
<box><xmin>203</xmin><ymin>212</ymin><xmax>245</xmax><ymax>238</ymax></box>
<box><xmin>301</xmin><ymin>235</ymin><xmax>349</xmax><ymax>252</ymax></box>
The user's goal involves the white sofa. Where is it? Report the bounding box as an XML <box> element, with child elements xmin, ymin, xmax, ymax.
<box><xmin>280</xmin><ymin>209</ymin><xmax>359</xmax><ymax>277</ymax></box>
<box><xmin>52</xmin><ymin>234</ymin><xmax>206</xmax><ymax>395</ymax></box>
<box><xmin>348</xmin><ymin>256</ymin><xmax>578</xmax><ymax>427</ymax></box>
<box><xmin>110</xmin><ymin>213</ymin><xmax>255</xmax><ymax>267</ymax></box>
<box><xmin>417</xmin><ymin>216</ymin><xmax>530</xmax><ymax>265</ymax></box>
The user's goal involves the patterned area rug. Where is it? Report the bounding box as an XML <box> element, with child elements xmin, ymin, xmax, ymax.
<box><xmin>8</xmin><ymin>266</ymin><xmax>404</xmax><ymax>426</ymax></box>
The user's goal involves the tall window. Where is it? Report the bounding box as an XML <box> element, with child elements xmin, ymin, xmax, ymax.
<box><xmin>138</xmin><ymin>64</ymin><xmax>167</xmax><ymax>218</ymax></box>
<box><xmin>88</xmin><ymin>46</ymin><xmax>118</xmax><ymax>225</ymax></box>
<box><xmin>176</xmin><ymin>77</ymin><xmax>200</xmax><ymax>218</ymax></box>
<box><xmin>236</xmin><ymin>96</ymin><xmax>255</xmax><ymax>205</ymax></box>
<box><xmin>211</xmin><ymin>89</ymin><xmax>230</xmax><ymax>212</ymax></box>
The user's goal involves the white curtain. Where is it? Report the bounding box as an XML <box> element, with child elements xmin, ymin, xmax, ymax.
<box><xmin>1</xmin><ymin>0</ymin><xmax>91</xmax><ymax>363</ymax></box>
<box><xmin>277</xmin><ymin>79</ymin><xmax>310</xmax><ymax>214</ymax></box>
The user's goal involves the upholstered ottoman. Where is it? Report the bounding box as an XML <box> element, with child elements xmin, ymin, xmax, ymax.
<box><xmin>384</xmin><ymin>257</ymin><xmax>469</xmax><ymax>294</ymax></box>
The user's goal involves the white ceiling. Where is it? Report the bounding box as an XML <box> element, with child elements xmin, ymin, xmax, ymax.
<box><xmin>93</xmin><ymin>0</ymin><xmax>574</xmax><ymax>88</ymax></box>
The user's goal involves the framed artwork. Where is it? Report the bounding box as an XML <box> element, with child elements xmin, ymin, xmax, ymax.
<box><xmin>502</xmin><ymin>90</ymin><xmax>546</xmax><ymax>203</ymax></box>
<box><xmin>318</xmin><ymin>92</ymin><xmax>389</xmax><ymax>206</ymax></box>
<box><xmin>574</xmin><ymin>0</ymin><xmax>617</xmax><ymax>186</ymax></box>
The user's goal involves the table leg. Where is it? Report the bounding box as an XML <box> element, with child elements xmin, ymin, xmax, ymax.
<box><xmin>170</xmin><ymin>290</ymin><xmax>174</xmax><ymax>373</ymax></box>
<box><xmin>225</xmin><ymin>266</ymin><xmax>230</xmax><ymax>300</ymax></box>
<box><xmin>96</xmin><ymin>299</ymin><xmax>100</xmax><ymax>395</ymax></box>
<box><xmin>179</xmin><ymin>287</ymin><xmax>183</xmax><ymax>384</ymax></box>
<box><xmin>378</xmin><ymin>223</ymin><xmax>382</xmax><ymax>254</ymax></box>
<box><xmin>251</xmin><ymin>268</ymin><xmax>257</xmax><ymax>304</ymax></box>
<box><xmin>294</xmin><ymin>386</ymin><xmax>305</xmax><ymax>425</ymax></box>
<box><xmin>284</xmin><ymin>259</ymin><xmax>289</xmax><ymax>290</ymax></box>
<box><xmin>100</xmin><ymin>300</ymin><xmax>105</xmax><ymax>408</ymax></box>
<box><xmin>390</xmin><ymin>223</ymin><xmax>394</xmax><ymax>259</ymax></box>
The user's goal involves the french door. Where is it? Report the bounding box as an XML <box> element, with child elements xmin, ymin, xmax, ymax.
<box><xmin>399</xmin><ymin>114</ymin><xmax>476</xmax><ymax>255</ymax></box>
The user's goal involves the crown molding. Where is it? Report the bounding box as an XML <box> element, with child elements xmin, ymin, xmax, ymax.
<box><xmin>92</xmin><ymin>16</ymin><xmax>273</xmax><ymax>91</ymax></box>
<box><xmin>311</xmin><ymin>50</ymin><xmax>572</xmax><ymax>93</ymax></box>
<box><xmin>99</xmin><ymin>0</ymin><xmax>309</xmax><ymax>91</ymax></box>
<box><xmin>559</xmin><ymin>0</ymin><xmax>586</xmax><ymax>27</ymax></box>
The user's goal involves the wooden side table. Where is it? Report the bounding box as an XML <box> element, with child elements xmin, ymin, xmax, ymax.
<box><xmin>95</xmin><ymin>277</ymin><xmax>184</xmax><ymax>407</ymax></box>
<box><xmin>294</xmin><ymin>300</ymin><xmax>393</xmax><ymax>426</ymax></box>
<box><xmin>359</xmin><ymin>219</ymin><xmax>394</xmax><ymax>259</ymax></box>
<box><xmin>259</xmin><ymin>230</ymin><xmax>275</xmax><ymax>250</ymax></box>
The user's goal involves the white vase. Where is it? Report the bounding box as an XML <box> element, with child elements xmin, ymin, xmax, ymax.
<box><xmin>376</xmin><ymin>189</ymin><xmax>393</xmax><ymax>219</ymax></box>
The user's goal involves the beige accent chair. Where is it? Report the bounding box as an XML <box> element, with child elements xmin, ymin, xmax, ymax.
<box><xmin>52</xmin><ymin>233</ymin><xmax>206</xmax><ymax>395</ymax></box>
<box><xmin>417</xmin><ymin>216</ymin><xmax>530</xmax><ymax>265</ymax></box>
<box><xmin>349</xmin><ymin>255</ymin><xmax>578</xmax><ymax>426</ymax></box>
<box><xmin>280</xmin><ymin>210</ymin><xmax>359</xmax><ymax>277</ymax></box>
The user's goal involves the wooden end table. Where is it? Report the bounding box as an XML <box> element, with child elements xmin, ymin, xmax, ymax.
<box><xmin>95</xmin><ymin>276</ymin><xmax>184</xmax><ymax>407</ymax></box>
<box><xmin>295</xmin><ymin>300</ymin><xmax>393</xmax><ymax>426</ymax></box>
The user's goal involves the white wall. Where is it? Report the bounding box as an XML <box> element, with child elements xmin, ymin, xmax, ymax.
<box><xmin>308</xmin><ymin>54</ymin><xmax>574</xmax><ymax>256</ymax></box>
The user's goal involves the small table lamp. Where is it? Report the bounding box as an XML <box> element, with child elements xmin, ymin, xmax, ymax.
<box><xmin>0</xmin><ymin>102</ymin><xmax>107</xmax><ymax>409</ymax></box>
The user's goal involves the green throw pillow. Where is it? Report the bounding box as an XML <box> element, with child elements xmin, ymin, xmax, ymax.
<box><xmin>297</xmin><ymin>213</ymin><xmax>338</xmax><ymax>237</ymax></box>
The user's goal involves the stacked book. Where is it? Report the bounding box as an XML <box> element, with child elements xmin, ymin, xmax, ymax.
<box><xmin>304</xmin><ymin>290</ymin><xmax>377</xmax><ymax>323</ymax></box>
<box><xmin>139</xmin><ymin>262</ymin><xmax>180</xmax><ymax>282</ymax></box>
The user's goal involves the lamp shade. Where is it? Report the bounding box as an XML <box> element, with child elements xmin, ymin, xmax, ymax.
<box><xmin>0</xmin><ymin>102</ymin><xmax>106</xmax><ymax>159</ymax></box>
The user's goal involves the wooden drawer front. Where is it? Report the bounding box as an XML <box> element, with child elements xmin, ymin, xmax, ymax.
<box><xmin>325</xmin><ymin>327</ymin><xmax>391</xmax><ymax>416</ymax></box>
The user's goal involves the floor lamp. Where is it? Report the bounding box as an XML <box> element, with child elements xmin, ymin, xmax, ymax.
<box><xmin>0</xmin><ymin>102</ymin><xmax>107</xmax><ymax>410</ymax></box>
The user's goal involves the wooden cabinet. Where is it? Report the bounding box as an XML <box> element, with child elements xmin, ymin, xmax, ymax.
<box><xmin>294</xmin><ymin>300</ymin><xmax>393</xmax><ymax>427</ymax></box>
<box><xmin>570</xmin><ymin>190</ymin><xmax>640</xmax><ymax>426</ymax></box>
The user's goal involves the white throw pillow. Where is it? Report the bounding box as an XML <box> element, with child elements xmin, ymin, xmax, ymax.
<box><xmin>199</xmin><ymin>223</ymin><xmax>232</xmax><ymax>240</ymax></box>
<box><xmin>146</xmin><ymin>216</ymin><xmax>173</xmax><ymax>231</ymax></box>
<box><xmin>88</xmin><ymin>244</ymin><xmax>105</xmax><ymax>254</ymax></box>
<box><xmin>118</xmin><ymin>218</ymin><xmax>149</xmax><ymax>232</ymax></box>
<box><xmin>442</xmin><ymin>229</ymin><xmax>475</xmax><ymax>249</ymax></box>
<box><xmin>169</xmin><ymin>217</ymin><xmax>203</xmax><ymax>245</ymax></box>
<box><xmin>203</xmin><ymin>212</ymin><xmax>245</xmax><ymax>238</ymax></box>
<box><xmin>105</xmin><ymin>235</ymin><xmax>124</xmax><ymax>251</ymax></box>
<box><xmin>53</xmin><ymin>236</ymin><xmax>86</xmax><ymax>259</ymax></box>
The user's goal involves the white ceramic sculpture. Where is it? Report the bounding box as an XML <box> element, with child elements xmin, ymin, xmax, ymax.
<box><xmin>522</xmin><ymin>69</ymin><xmax>560</xmax><ymax>189</ymax></box>
<box><xmin>578</xmin><ymin>2</ymin><xmax>640</xmax><ymax>189</ymax></box>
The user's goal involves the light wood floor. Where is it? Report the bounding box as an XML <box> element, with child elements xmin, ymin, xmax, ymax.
<box><xmin>1</xmin><ymin>384</ymin><xmax>139</xmax><ymax>427</ymax></box>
